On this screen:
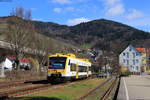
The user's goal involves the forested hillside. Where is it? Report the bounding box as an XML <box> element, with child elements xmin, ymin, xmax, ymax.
<box><xmin>0</xmin><ymin>16</ymin><xmax>150</xmax><ymax>55</ymax></box>
<box><xmin>32</xmin><ymin>19</ymin><xmax>150</xmax><ymax>54</ymax></box>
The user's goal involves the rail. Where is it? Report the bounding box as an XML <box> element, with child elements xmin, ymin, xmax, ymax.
<box><xmin>0</xmin><ymin>77</ymin><xmax>120</xmax><ymax>100</ymax></box>
<box><xmin>100</xmin><ymin>77</ymin><xmax>120</xmax><ymax>100</ymax></box>
<box><xmin>77</xmin><ymin>77</ymin><xmax>120</xmax><ymax>100</ymax></box>
<box><xmin>0</xmin><ymin>78</ymin><xmax>93</xmax><ymax>99</ymax></box>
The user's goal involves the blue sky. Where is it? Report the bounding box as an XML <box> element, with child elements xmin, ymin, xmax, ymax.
<box><xmin>0</xmin><ymin>0</ymin><xmax>150</xmax><ymax>32</ymax></box>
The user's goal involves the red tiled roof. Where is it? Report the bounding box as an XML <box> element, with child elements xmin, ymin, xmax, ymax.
<box><xmin>20</xmin><ymin>58</ymin><xmax>30</xmax><ymax>63</ymax></box>
<box><xmin>6</xmin><ymin>56</ymin><xmax>16</xmax><ymax>60</ymax></box>
<box><xmin>136</xmin><ymin>48</ymin><xmax>146</xmax><ymax>53</ymax></box>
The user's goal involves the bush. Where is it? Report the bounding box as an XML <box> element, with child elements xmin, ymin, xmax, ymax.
<box><xmin>121</xmin><ymin>71</ymin><xmax>131</xmax><ymax>77</ymax></box>
<box><xmin>119</xmin><ymin>67</ymin><xmax>131</xmax><ymax>77</ymax></box>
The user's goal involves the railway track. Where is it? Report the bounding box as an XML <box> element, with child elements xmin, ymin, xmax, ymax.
<box><xmin>0</xmin><ymin>84</ymin><xmax>51</xmax><ymax>97</ymax></box>
<box><xmin>0</xmin><ymin>81</ymin><xmax>50</xmax><ymax>99</ymax></box>
<box><xmin>0</xmin><ymin>76</ymin><xmax>118</xmax><ymax>100</ymax></box>
<box><xmin>0</xmin><ymin>79</ymin><xmax>48</xmax><ymax>99</ymax></box>
<box><xmin>0</xmin><ymin>78</ymin><xmax>92</xmax><ymax>99</ymax></box>
<box><xmin>100</xmin><ymin>77</ymin><xmax>120</xmax><ymax>100</ymax></box>
<box><xmin>77</xmin><ymin>77</ymin><xmax>120</xmax><ymax>100</ymax></box>
<box><xmin>0</xmin><ymin>79</ymin><xmax>46</xmax><ymax>91</ymax></box>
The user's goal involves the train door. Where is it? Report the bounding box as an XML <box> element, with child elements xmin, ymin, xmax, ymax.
<box><xmin>87</xmin><ymin>66</ymin><xmax>89</xmax><ymax>77</ymax></box>
<box><xmin>76</xmin><ymin>63</ymin><xmax>79</xmax><ymax>79</ymax></box>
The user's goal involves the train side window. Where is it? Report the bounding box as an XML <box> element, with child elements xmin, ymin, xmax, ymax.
<box><xmin>71</xmin><ymin>63</ymin><xmax>76</xmax><ymax>71</ymax></box>
<box><xmin>79</xmin><ymin>66</ymin><xmax>87</xmax><ymax>72</ymax></box>
<box><xmin>68</xmin><ymin>60</ymin><xmax>71</xmax><ymax>65</ymax></box>
<box><xmin>89</xmin><ymin>67</ymin><xmax>91</xmax><ymax>71</ymax></box>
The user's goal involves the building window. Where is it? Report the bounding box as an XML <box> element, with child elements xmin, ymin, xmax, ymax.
<box><xmin>123</xmin><ymin>59</ymin><xmax>126</xmax><ymax>63</ymax></box>
<box><xmin>127</xmin><ymin>52</ymin><xmax>129</xmax><ymax>58</ymax></box>
<box><xmin>133</xmin><ymin>53</ymin><xmax>135</xmax><ymax>58</ymax></box>
<box><xmin>127</xmin><ymin>60</ymin><xmax>129</xmax><ymax>65</ymax></box>
<box><xmin>123</xmin><ymin>53</ymin><xmax>126</xmax><ymax>56</ymax></box>
<box><xmin>136</xmin><ymin>52</ymin><xmax>139</xmax><ymax>56</ymax></box>
<box><xmin>133</xmin><ymin>60</ymin><xmax>135</xmax><ymax>65</ymax></box>
<box><xmin>129</xmin><ymin>47</ymin><xmax>132</xmax><ymax>51</ymax></box>
<box><xmin>136</xmin><ymin>66</ymin><xmax>138</xmax><ymax>71</ymax></box>
<box><xmin>136</xmin><ymin>59</ymin><xmax>139</xmax><ymax>63</ymax></box>
<box><xmin>130</xmin><ymin>65</ymin><xmax>132</xmax><ymax>69</ymax></box>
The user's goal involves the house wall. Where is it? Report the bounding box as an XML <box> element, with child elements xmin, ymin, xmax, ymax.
<box><xmin>146</xmin><ymin>49</ymin><xmax>150</xmax><ymax>71</ymax></box>
<box><xmin>119</xmin><ymin>45</ymin><xmax>142</xmax><ymax>72</ymax></box>
<box><xmin>141</xmin><ymin>53</ymin><xmax>147</xmax><ymax>72</ymax></box>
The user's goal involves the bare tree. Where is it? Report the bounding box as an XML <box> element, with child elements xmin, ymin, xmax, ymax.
<box><xmin>34</xmin><ymin>34</ymin><xmax>54</xmax><ymax>72</ymax></box>
<box><xmin>10</xmin><ymin>7</ymin><xmax>32</xmax><ymax>20</ymax></box>
<box><xmin>7</xmin><ymin>17</ymin><xmax>36</xmax><ymax>70</ymax></box>
<box><xmin>25</xmin><ymin>9</ymin><xmax>32</xmax><ymax>20</ymax></box>
<box><xmin>14</xmin><ymin>7</ymin><xmax>25</xmax><ymax>18</ymax></box>
<box><xmin>10</xmin><ymin>8</ymin><xmax>15</xmax><ymax>16</ymax></box>
<box><xmin>7</xmin><ymin>7</ymin><xmax>35</xmax><ymax>70</ymax></box>
<box><xmin>95</xmin><ymin>55</ymin><xmax>106</xmax><ymax>72</ymax></box>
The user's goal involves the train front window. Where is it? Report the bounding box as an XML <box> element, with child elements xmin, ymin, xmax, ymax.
<box><xmin>49</xmin><ymin>57</ymin><xmax>66</xmax><ymax>69</ymax></box>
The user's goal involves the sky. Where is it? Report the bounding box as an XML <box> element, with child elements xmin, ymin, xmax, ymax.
<box><xmin>0</xmin><ymin>0</ymin><xmax>150</xmax><ymax>32</ymax></box>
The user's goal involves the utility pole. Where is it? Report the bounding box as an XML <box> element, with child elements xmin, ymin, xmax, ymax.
<box><xmin>103</xmin><ymin>56</ymin><xmax>108</xmax><ymax>78</ymax></box>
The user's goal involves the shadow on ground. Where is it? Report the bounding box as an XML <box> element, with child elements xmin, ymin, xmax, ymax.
<box><xmin>9</xmin><ymin>97</ymin><xmax>61</xmax><ymax>100</ymax></box>
<box><xmin>24</xmin><ymin>80</ymin><xmax>49</xmax><ymax>84</ymax></box>
<box><xmin>24</xmin><ymin>80</ymin><xmax>65</xmax><ymax>85</ymax></box>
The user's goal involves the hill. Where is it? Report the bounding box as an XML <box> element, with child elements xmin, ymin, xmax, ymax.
<box><xmin>0</xmin><ymin>16</ymin><xmax>150</xmax><ymax>55</ymax></box>
<box><xmin>0</xmin><ymin>16</ymin><xmax>79</xmax><ymax>55</ymax></box>
<box><xmin>32</xmin><ymin>19</ymin><xmax>150</xmax><ymax>54</ymax></box>
<box><xmin>32</xmin><ymin>21</ymin><xmax>70</xmax><ymax>37</ymax></box>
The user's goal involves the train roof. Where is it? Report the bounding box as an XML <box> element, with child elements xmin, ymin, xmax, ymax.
<box><xmin>49</xmin><ymin>53</ymin><xmax>91</xmax><ymax>63</ymax></box>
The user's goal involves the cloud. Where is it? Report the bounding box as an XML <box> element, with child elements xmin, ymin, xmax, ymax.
<box><xmin>105</xmin><ymin>0</ymin><xmax>120</xmax><ymax>6</ymax></box>
<box><xmin>126</xmin><ymin>17</ymin><xmax>150</xmax><ymax>27</ymax></box>
<box><xmin>64</xmin><ymin>7</ymin><xmax>75</xmax><ymax>12</ymax></box>
<box><xmin>103</xmin><ymin>0</ymin><xmax>144</xmax><ymax>19</ymax></box>
<box><xmin>126</xmin><ymin>9</ymin><xmax>144</xmax><ymax>20</ymax></box>
<box><xmin>32</xmin><ymin>18</ymin><xmax>43</xmax><ymax>21</ymax></box>
<box><xmin>30</xmin><ymin>8</ymin><xmax>37</xmax><ymax>11</ymax></box>
<box><xmin>124</xmin><ymin>17</ymin><xmax>150</xmax><ymax>32</ymax></box>
<box><xmin>67</xmin><ymin>17</ymin><xmax>91</xmax><ymax>25</ymax></box>
<box><xmin>103</xmin><ymin>0</ymin><xmax>125</xmax><ymax>16</ymax></box>
<box><xmin>50</xmin><ymin>0</ymin><xmax>72</xmax><ymax>4</ymax></box>
<box><xmin>100</xmin><ymin>0</ymin><xmax>148</xmax><ymax>32</ymax></box>
<box><xmin>106</xmin><ymin>3</ymin><xmax>125</xmax><ymax>16</ymax></box>
<box><xmin>53</xmin><ymin>8</ymin><xmax>62</xmax><ymax>13</ymax></box>
<box><xmin>53</xmin><ymin>7</ymin><xmax>75</xmax><ymax>13</ymax></box>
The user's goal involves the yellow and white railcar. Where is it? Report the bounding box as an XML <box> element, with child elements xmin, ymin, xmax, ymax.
<box><xmin>47</xmin><ymin>53</ymin><xmax>92</xmax><ymax>81</ymax></box>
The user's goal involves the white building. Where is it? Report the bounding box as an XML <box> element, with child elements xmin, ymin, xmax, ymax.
<box><xmin>119</xmin><ymin>45</ymin><xmax>142</xmax><ymax>72</ymax></box>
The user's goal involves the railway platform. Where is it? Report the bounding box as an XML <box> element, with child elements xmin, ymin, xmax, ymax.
<box><xmin>117</xmin><ymin>75</ymin><xmax>150</xmax><ymax>100</ymax></box>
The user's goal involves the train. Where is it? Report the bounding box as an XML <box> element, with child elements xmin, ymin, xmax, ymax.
<box><xmin>47</xmin><ymin>53</ymin><xmax>92</xmax><ymax>81</ymax></box>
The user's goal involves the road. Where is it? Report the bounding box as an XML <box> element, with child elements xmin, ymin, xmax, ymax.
<box><xmin>117</xmin><ymin>75</ymin><xmax>150</xmax><ymax>100</ymax></box>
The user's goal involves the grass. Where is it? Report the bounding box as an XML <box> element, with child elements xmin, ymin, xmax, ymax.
<box><xmin>0</xmin><ymin>23</ymin><xmax>7</xmax><ymax>29</ymax></box>
<box><xmin>0</xmin><ymin>77</ymin><xmax>11</xmax><ymax>82</ymax></box>
<box><xmin>0</xmin><ymin>23</ymin><xmax>7</xmax><ymax>40</ymax></box>
<box><xmin>83</xmin><ymin>82</ymin><xmax>111</xmax><ymax>100</ymax></box>
<box><xmin>0</xmin><ymin>33</ymin><xmax>6</xmax><ymax>40</ymax></box>
<box><xmin>81</xmin><ymin>43</ymin><xmax>92</xmax><ymax>49</ymax></box>
<box><xmin>82</xmin><ymin>78</ymin><xmax>114</xmax><ymax>100</ymax></box>
<box><xmin>15</xmin><ymin>78</ymin><xmax>106</xmax><ymax>100</ymax></box>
